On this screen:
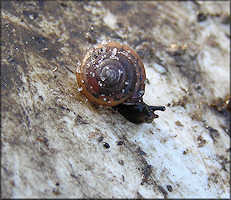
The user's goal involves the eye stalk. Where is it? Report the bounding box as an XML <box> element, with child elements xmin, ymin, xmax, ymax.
<box><xmin>115</xmin><ymin>102</ymin><xmax>165</xmax><ymax>124</ymax></box>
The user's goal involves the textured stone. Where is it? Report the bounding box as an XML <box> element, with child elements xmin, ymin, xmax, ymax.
<box><xmin>1</xmin><ymin>1</ymin><xmax>230</xmax><ymax>198</ymax></box>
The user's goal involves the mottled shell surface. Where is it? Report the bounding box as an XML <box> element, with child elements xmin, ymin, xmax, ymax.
<box><xmin>76</xmin><ymin>41</ymin><xmax>146</xmax><ymax>106</ymax></box>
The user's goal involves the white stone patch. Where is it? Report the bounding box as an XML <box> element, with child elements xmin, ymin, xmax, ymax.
<box><xmin>59</xmin><ymin>47</ymin><xmax>71</xmax><ymax>56</ymax></box>
<box><xmin>103</xmin><ymin>12</ymin><xmax>117</xmax><ymax>30</ymax></box>
<box><xmin>198</xmin><ymin>49</ymin><xmax>230</xmax><ymax>98</ymax></box>
<box><xmin>152</xmin><ymin>62</ymin><xmax>167</xmax><ymax>74</ymax></box>
<box><xmin>144</xmin><ymin>66</ymin><xmax>187</xmax><ymax>106</ymax></box>
<box><xmin>57</xmin><ymin>33</ymin><xmax>70</xmax><ymax>43</ymax></box>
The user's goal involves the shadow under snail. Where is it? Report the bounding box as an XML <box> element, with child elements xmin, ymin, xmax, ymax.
<box><xmin>76</xmin><ymin>41</ymin><xmax>165</xmax><ymax>124</ymax></box>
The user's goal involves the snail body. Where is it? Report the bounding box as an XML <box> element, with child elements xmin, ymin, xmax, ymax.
<box><xmin>76</xmin><ymin>41</ymin><xmax>165</xmax><ymax>124</ymax></box>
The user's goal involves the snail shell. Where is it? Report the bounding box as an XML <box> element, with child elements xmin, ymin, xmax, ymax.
<box><xmin>76</xmin><ymin>41</ymin><xmax>165</xmax><ymax>123</ymax></box>
<box><xmin>76</xmin><ymin>41</ymin><xmax>145</xmax><ymax>106</ymax></box>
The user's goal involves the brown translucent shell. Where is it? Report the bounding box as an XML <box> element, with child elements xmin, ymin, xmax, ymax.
<box><xmin>76</xmin><ymin>41</ymin><xmax>146</xmax><ymax>106</ymax></box>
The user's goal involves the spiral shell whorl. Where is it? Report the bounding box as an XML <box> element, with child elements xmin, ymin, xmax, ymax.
<box><xmin>76</xmin><ymin>41</ymin><xmax>146</xmax><ymax>106</ymax></box>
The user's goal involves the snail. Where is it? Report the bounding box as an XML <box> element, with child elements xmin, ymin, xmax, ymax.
<box><xmin>76</xmin><ymin>41</ymin><xmax>165</xmax><ymax>124</ymax></box>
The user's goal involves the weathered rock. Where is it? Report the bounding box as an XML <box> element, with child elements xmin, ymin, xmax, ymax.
<box><xmin>1</xmin><ymin>1</ymin><xmax>230</xmax><ymax>198</ymax></box>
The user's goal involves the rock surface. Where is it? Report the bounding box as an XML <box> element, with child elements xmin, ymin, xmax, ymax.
<box><xmin>1</xmin><ymin>1</ymin><xmax>230</xmax><ymax>198</ymax></box>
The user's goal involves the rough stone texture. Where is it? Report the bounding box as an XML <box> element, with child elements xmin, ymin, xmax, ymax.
<box><xmin>1</xmin><ymin>1</ymin><xmax>230</xmax><ymax>198</ymax></box>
